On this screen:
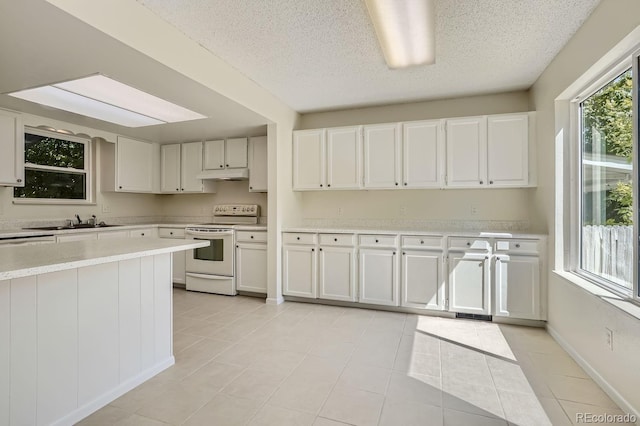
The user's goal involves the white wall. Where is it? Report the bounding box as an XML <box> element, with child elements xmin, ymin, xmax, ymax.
<box><xmin>531</xmin><ymin>0</ymin><xmax>640</xmax><ymax>415</ymax></box>
<box><xmin>297</xmin><ymin>91</ymin><xmax>536</xmax><ymax>228</ymax></box>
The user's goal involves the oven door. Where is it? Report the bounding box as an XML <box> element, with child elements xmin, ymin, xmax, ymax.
<box><xmin>186</xmin><ymin>230</ymin><xmax>234</xmax><ymax>276</ymax></box>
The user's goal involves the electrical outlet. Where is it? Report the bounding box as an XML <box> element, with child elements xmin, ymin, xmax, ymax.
<box><xmin>605</xmin><ymin>328</ymin><xmax>614</xmax><ymax>351</ymax></box>
<box><xmin>102</xmin><ymin>204</ymin><xmax>112</xmax><ymax>213</ymax></box>
<box><xmin>399</xmin><ymin>206</ymin><xmax>407</xmax><ymax>216</ymax></box>
<box><xmin>470</xmin><ymin>204</ymin><xmax>478</xmax><ymax>215</ymax></box>
<box><xmin>337</xmin><ymin>207</ymin><xmax>344</xmax><ymax>216</ymax></box>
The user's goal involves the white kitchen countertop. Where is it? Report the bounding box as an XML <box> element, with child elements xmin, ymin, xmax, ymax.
<box><xmin>0</xmin><ymin>238</ymin><xmax>209</xmax><ymax>281</ymax></box>
<box><xmin>282</xmin><ymin>227</ymin><xmax>547</xmax><ymax>239</ymax></box>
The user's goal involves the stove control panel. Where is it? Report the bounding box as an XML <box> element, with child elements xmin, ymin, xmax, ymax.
<box><xmin>213</xmin><ymin>204</ymin><xmax>260</xmax><ymax>217</ymax></box>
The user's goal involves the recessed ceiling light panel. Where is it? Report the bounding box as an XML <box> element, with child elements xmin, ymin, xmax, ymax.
<box><xmin>7</xmin><ymin>75</ymin><xmax>206</xmax><ymax>127</ymax></box>
<box><xmin>365</xmin><ymin>0</ymin><xmax>436</xmax><ymax>69</ymax></box>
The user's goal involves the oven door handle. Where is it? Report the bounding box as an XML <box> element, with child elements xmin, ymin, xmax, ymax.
<box><xmin>186</xmin><ymin>230</ymin><xmax>234</xmax><ymax>237</ymax></box>
<box><xmin>186</xmin><ymin>272</ymin><xmax>232</xmax><ymax>280</ymax></box>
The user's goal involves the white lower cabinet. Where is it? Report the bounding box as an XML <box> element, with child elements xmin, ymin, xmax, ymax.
<box><xmin>129</xmin><ymin>228</ymin><xmax>158</xmax><ymax>238</ymax></box>
<box><xmin>401</xmin><ymin>250</ymin><xmax>445</xmax><ymax>310</ymax></box>
<box><xmin>448</xmin><ymin>253</ymin><xmax>490</xmax><ymax>315</ymax></box>
<box><xmin>318</xmin><ymin>246</ymin><xmax>357</xmax><ymax>302</ymax></box>
<box><xmin>494</xmin><ymin>254</ymin><xmax>541</xmax><ymax>320</ymax></box>
<box><xmin>283</xmin><ymin>244</ymin><xmax>317</xmax><ymax>298</ymax></box>
<box><xmin>158</xmin><ymin>227</ymin><xmax>186</xmax><ymax>285</ymax></box>
<box><xmin>236</xmin><ymin>241</ymin><xmax>267</xmax><ymax>294</ymax></box>
<box><xmin>359</xmin><ymin>248</ymin><xmax>398</xmax><ymax>306</ymax></box>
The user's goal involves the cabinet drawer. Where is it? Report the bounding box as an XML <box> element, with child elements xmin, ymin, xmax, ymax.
<box><xmin>158</xmin><ymin>228</ymin><xmax>185</xmax><ymax>238</ymax></box>
<box><xmin>130</xmin><ymin>228</ymin><xmax>157</xmax><ymax>238</ymax></box>
<box><xmin>319</xmin><ymin>233</ymin><xmax>355</xmax><ymax>246</ymax></box>
<box><xmin>448</xmin><ymin>237</ymin><xmax>491</xmax><ymax>251</ymax></box>
<box><xmin>495</xmin><ymin>239</ymin><xmax>539</xmax><ymax>253</ymax></box>
<box><xmin>358</xmin><ymin>234</ymin><xmax>398</xmax><ymax>247</ymax></box>
<box><xmin>283</xmin><ymin>232</ymin><xmax>317</xmax><ymax>245</ymax></box>
<box><xmin>401</xmin><ymin>235</ymin><xmax>443</xmax><ymax>250</ymax></box>
<box><xmin>237</xmin><ymin>231</ymin><xmax>267</xmax><ymax>243</ymax></box>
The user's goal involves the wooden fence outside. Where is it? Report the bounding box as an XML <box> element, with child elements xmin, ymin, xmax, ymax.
<box><xmin>582</xmin><ymin>225</ymin><xmax>633</xmax><ymax>285</ymax></box>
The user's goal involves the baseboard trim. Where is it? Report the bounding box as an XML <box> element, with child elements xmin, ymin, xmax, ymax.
<box><xmin>546</xmin><ymin>325</ymin><xmax>639</xmax><ymax>420</ymax></box>
<box><xmin>52</xmin><ymin>357</ymin><xmax>176</xmax><ymax>426</ymax></box>
<box><xmin>266</xmin><ymin>296</ymin><xmax>284</xmax><ymax>305</ymax></box>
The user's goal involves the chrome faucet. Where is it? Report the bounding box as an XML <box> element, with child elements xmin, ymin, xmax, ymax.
<box><xmin>75</xmin><ymin>214</ymin><xmax>82</xmax><ymax>224</ymax></box>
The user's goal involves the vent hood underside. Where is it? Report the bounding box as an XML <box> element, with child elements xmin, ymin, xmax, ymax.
<box><xmin>196</xmin><ymin>168</ymin><xmax>249</xmax><ymax>181</ymax></box>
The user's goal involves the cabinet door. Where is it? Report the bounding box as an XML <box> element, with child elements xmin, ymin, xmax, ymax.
<box><xmin>363</xmin><ymin>124</ymin><xmax>400</xmax><ymax>189</ymax></box>
<box><xmin>248</xmin><ymin>136</ymin><xmax>268</xmax><ymax>192</ymax></box>
<box><xmin>448</xmin><ymin>253</ymin><xmax>490</xmax><ymax>314</ymax></box>
<box><xmin>181</xmin><ymin>141</ymin><xmax>204</xmax><ymax>192</ymax></box>
<box><xmin>293</xmin><ymin>129</ymin><xmax>325</xmax><ymax>190</ymax></box>
<box><xmin>225</xmin><ymin>138</ymin><xmax>248</xmax><ymax>168</ymax></box>
<box><xmin>401</xmin><ymin>250</ymin><xmax>445</xmax><ymax>310</ymax></box>
<box><xmin>445</xmin><ymin>117</ymin><xmax>487</xmax><ymax>188</ymax></box>
<box><xmin>236</xmin><ymin>243</ymin><xmax>267</xmax><ymax>294</ymax></box>
<box><xmin>116</xmin><ymin>137</ymin><xmax>154</xmax><ymax>192</ymax></box>
<box><xmin>203</xmin><ymin>140</ymin><xmax>225</xmax><ymax>170</ymax></box>
<box><xmin>326</xmin><ymin>126</ymin><xmax>361</xmax><ymax>190</ymax></box>
<box><xmin>359</xmin><ymin>248</ymin><xmax>398</xmax><ymax>306</ymax></box>
<box><xmin>318</xmin><ymin>246</ymin><xmax>356</xmax><ymax>302</ymax></box>
<box><xmin>487</xmin><ymin>114</ymin><xmax>529</xmax><ymax>187</ymax></box>
<box><xmin>402</xmin><ymin>120</ymin><xmax>443</xmax><ymax>188</ymax></box>
<box><xmin>0</xmin><ymin>109</ymin><xmax>24</xmax><ymax>187</ymax></box>
<box><xmin>494</xmin><ymin>255</ymin><xmax>540</xmax><ymax>319</ymax></box>
<box><xmin>160</xmin><ymin>144</ymin><xmax>181</xmax><ymax>193</ymax></box>
<box><xmin>283</xmin><ymin>245</ymin><xmax>317</xmax><ymax>298</ymax></box>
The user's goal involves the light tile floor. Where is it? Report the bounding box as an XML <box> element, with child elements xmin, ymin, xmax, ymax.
<box><xmin>78</xmin><ymin>289</ymin><xmax>634</xmax><ymax>426</ymax></box>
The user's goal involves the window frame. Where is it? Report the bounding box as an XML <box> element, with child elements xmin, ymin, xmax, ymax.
<box><xmin>12</xmin><ymin>126</ymin><xmax>94</xmax><ymax>205</ymax></box>
<box><xmin>569</xmin><ymin>55</ymin><xmax>638</xmax><ymax>301</ymax></box>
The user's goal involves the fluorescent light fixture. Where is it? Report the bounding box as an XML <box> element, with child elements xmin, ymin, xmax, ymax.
<box><xmin>365</xmin><ymin>0</ymin><xmax>436</xmax><ymax>69</ymax></box>
<box><xmin>7</xmin><ymin>75</ymin><xmax>206</xmax><ymax>127</ymax></box>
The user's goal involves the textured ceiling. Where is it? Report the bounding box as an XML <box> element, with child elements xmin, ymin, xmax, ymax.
<box><xmin>137</xmin><ymin>0</ymin><xmax>601</xmax><ymax>113</ymax></box>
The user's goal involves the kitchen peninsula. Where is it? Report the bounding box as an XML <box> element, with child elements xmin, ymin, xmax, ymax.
<box><xmin>0</xmin><ymin>237</ymin><xmax>208</xmax><ymax>426</ymax></box>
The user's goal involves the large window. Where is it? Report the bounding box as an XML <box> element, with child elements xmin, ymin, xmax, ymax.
<box><xmin>578</xmin><ymin>68</ymin><xmax>634</xmax><ymax>293</ymax></box>
<box><xmin>13</xmin><ymin>128</ymin><xmax>91</xmax><ymax>202</ymax></box>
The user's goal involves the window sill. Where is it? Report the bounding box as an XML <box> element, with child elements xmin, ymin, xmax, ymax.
<box><xmin>12</xmin><ymin>199</ymin><xmax>96</xmax><ymax>206</ymax></box>
<box><xmin>553</xmin><ymin>270</ymin><xmax>640</xmax><ymax>321</ymax></box>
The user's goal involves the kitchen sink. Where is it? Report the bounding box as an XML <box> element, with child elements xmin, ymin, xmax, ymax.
<box><xmin>23</xmin><ymin>224</ymin><xmax>122</xmax><ymax>231</ymax></box>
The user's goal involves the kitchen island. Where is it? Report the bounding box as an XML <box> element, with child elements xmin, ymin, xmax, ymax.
<box><xmin>0</xmin><ymin>238</ymin><xmax>208</xmax><ymax>426</ymax></box>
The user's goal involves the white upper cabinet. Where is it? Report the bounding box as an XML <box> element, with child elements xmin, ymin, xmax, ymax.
<box><xmin>160</xmin><ymin>144</ymin><xmax>181</xmax><ymax>193</ymax></box>
<box><xmin>115</xmin><ymin>136</ymin><xmax>156</xmax><ymax>192</ymax></box>
<box><xmin>326</xmin><ymin>126</ymin><xmax>361</xmax><ymax>189</ymax></box>
<box><xmin>161</xmin><ymin>142</ymin><xmax>215</xmax><ymax>193</ymax></box>
<box><xmin>402</xmin><ymin>120</ymin><xmax>443</xmax><ymax>188</ymax></box>
<box><xmin>181</xmin><ymin>142</ymin><xmax>207</xmax><ymax>192</ymax></box>
<box><xmin>225</xmin><ymin>137</ymin><xmax>248</xmax><ymax>168</ymax></box>
<box><xmin>446</xmin><ymin>116</ymin><xmax>487</xmax><ymax>188</ymax></box>
<box><xmin>248</xmin><ymin>136</ymin><xmax>268</xmax><ymax>192</ymax></box>
<box><xmin>0</xmin><ymin>109</ymin><xmax>24</xmax><ymax>187</ymax></box>
<box><xmin>203</xmin><ymin>139</ymin><xmax>225</xmax><ymax>170</ymax></box>
<box><xmin>293</xmin><ymin>129</ymin><xmax>325</xmax><ymax>190</ymax></box>
<box><xmin>487</xmin><ymin>114</ymin><xmax>529</xmax><ymax>187</ymax></box>
<box><xmin>363</xmin><ymin>123</ymin><xmax>400</xmax><ymax>189</ymax></box>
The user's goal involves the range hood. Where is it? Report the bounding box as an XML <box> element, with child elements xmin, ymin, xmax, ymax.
<box><xmin>196</xmin><ymin>168</ymin><xmax>249</xmax><ymax>181</ymax></box>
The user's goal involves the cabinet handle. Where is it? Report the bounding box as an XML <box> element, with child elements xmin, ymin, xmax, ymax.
<box><xmin>176</xmin><ymin>188</ymin><xmax>179</xmax><ymax>191</ymax></box>
<box><xmin>17</xmin><ymin>178</ymin><xmax>22</xmax><ymax>183</ymax></box>
<box><xmin>141</xmin><ymin>233</ymin><xmax>145</xmax><ymax>236</ymax></box>
<box><xmin>515</xmin><ymin>243</ymin><xmax>521</xmax><ymax>248</ymax></box>
<box><xmin>319</xmin><ymin>248</ymin><xmax>323</xmax><ymax>251</ymax></box>
<box><xmin>420</xmin><ymin>240</ymin><xmax>424</xmax><ymax>244</ymax></box>
<box><xmin>375</xmin><ymin>239</ymin><xmax>379</xmax><ymax>243</ymax></box>
<box><xmin>297</xmin><ymin>237</ymin><xmax>300</xmax><ymax>240</ymax></box>
<box><xmin>402</xmin><ymin>252</ymin><xmax>405</xmax><ymax>255</ymax></box>
<box><xmin>249</xmin><ymin>186</ymin><xmax>253</xmax><ymax>190</ymax></box>
<box><xmin>119</xmin><ymin>186</ymin><xmax>122</xmax><ymax>189</ymax></box>
<box><xmin>334</xmin><ymin>238</ymin><xmax>337</xmax><ymax>242</ymax></box>
<box><xmin>181</xmin><ymin>188</ymin><xmax>184</xmax><ymax>191</ymax></box>
<box><xmin>395</xmin><ymin>182</ymin><xmax>398</xmax><ymax>186</ymax></box>
<box><xmin>311</xmin><ymin>248</ymin><xmax>315</xmax><ymax>252</ymax></box>
<box><xmin>250</xmin><ymin>235</ymin><xmax>254</xmax><ymax>239</ymax></box>
<box><xmin>393</xmin><ymin>251</ymin><xmax>396</xmax><ymax>255</ymax></box>
<box><xmin>219</xmin><ymin>165</ymin><xmax>223</xmax><ymax>168</ymax></box>
<box><xmin>320</xmin><ymin>184</ymin><xmax>323</xmax><ymax>187</ymax></box>
<box><xmin>170</xmin><ymin>232</ymin><xmax>173</xmax><ymax>235</ymax></box>
<box><xmin>236</xmin><ymin>245</ymin><xmax>239</xmax><ymax>248</ymax></box>
<box><xmin>489</xmin><ymin>181</ymin><xmax>494</xmax><ymax>184</ymax></box>
<box><xmin>404</xmin><ymin>183</ymin><xmax>407</xmax><ymax>186</ymax></box>
<box><xmin>479</xmin><ymin>180</ymin><xmax>484</xmax><ymax>184</ymax></box>
<box><xmin>226</xmin><ymin>164</ymin><xmax>229</xmax><ymax>167</ymax></box>
<box><xmin>327</xmin><ymin>184</ymin><xmax>331</xmax><ymax>187</ymax></box>
<box><xmin>466</xmin><ymin>242</ymin><xmax>471</xmax><ymax>246</ymax></box>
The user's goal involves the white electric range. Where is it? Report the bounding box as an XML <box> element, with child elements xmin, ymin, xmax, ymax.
<box><xmin>185</xmin><ymin>204</ymin><xmax>260</xmax><ymax>295</ymax></box>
